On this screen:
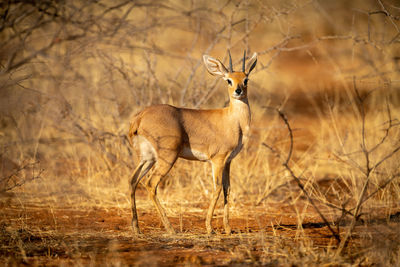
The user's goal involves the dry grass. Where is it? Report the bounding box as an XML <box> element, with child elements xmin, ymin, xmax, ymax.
<box><xmin>1</xmin><ymin>0</ymin><xmax>400</xmax><ymax>265</ymax></box>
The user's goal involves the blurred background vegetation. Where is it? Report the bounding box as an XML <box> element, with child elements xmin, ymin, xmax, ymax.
<box><xmin>0</xmin><ymin>0</ymin><xmax>399</xmax><ymax>214</ymax></box>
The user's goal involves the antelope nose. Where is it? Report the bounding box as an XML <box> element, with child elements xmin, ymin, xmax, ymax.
<box><xmin>235</xmin><ymin>87</ymin><xmax>242</xmax><ymax>95</ymax></box>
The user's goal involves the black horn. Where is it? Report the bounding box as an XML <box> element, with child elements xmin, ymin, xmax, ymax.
<box><xmin>242</xmin><ymin>50</ymin><xmax>246</xmax><ymax>72</ymax></box>
<box><xmin>228</xmin><ymin>49</ymin><xmax>233</xmax><ymax>72</ymax></box>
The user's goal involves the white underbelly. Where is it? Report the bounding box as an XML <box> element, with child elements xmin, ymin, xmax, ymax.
<box><xmin>179</xmin><ymin>146</ymin><xmax>209</xmax><ymax>161</ymax></box>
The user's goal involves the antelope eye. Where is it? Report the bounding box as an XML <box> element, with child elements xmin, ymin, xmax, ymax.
<box><xmin>244</xmin><ymin>78</ymin><xmax>248</xmax><ymax>86</ymax></box>
<box><xmin>227</xmin><ymin>79</ymin><xmax>232</xmax><ymax>86</ymax></box>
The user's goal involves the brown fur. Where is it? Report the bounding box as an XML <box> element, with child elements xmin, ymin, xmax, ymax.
<box><xmin>128</xmin><ymin>53</ymin><xmax>257</xmax><ymax>235</ymax></box>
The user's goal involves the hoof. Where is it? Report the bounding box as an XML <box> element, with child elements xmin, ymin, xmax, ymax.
<box><xmin>167</xmin><ymin>229</ymin><xmax>176</xmax><ymax>235</ymax></box>
<box><xmin>133</xmin><ymin>231</ymin><xmax>142</xmax><ymax>237</ymax></box>
<box><xmin>224</xmin><ymin>228</ymin><xmax>232</xmax><ymax>235</ymax></box>
<box><xmin>132</xmin><ymin>230</ymin><xmax>144</xmax><ymax>240</ymax></box>
<box><xmin>207</xmin><ymin>229</ymin><xmax>216</xmax><ymax>235</ymax></box>
<box><xmin>132</xmin><ymin>226</ymin><xmax>142</xmax><ymax>236</ymax></box>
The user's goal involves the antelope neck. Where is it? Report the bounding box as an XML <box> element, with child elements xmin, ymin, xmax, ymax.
<box><xmin>228</xmin><ymin>97</ymin><xmax>251</xmax><ymax>129</ymax></box>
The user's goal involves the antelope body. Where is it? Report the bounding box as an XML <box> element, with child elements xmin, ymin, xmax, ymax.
<box><xmin>128</xmin><ymin>51</ymin><xmax>257</xmax><ymax>235</ymax></box>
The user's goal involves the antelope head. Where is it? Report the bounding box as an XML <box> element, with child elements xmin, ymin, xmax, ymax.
<box><xmin>203</xmin><ymin>50</ymin><xmax>258</xmax><ymax>101</ymax></box>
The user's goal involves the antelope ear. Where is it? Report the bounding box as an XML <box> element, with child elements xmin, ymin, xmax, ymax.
<box><xmin>245</xmin><ymin>52</ymin><xmax>257</xmax><ymax>75</ymax></box>
<box><xmin>203</xmin><ymin>55</ymin><xmax>228</xmax><ymax>76</ymax></box>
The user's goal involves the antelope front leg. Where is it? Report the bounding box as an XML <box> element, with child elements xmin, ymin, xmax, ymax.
<box><xmin>206</xmin><ymin>159</ymin><xmax>225</xmax><ymax>235</ymax></box>
<box><xmin>206</xmin><ymin>188</ymin><xmax>222</xmax><ymax>234</ymax></box>
<box><xmin>222</xmin><ymin>162</ymin><xmax>232</xmax><ymax>234</ymax></box>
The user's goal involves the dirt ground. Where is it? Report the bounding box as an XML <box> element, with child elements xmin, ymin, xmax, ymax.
<box><xmin>1</xmin><ymin>191</ymin><xmax>399</xmax><ymax>266</ymax></box>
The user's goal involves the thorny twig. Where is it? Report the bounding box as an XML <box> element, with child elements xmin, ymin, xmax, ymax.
<box><xmin>0</xmin><ymin>160</ymin><xmax>43</xmax><ymax>192</ymax></box>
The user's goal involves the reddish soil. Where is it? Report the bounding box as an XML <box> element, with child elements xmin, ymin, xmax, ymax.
<box><xmin>1</xmin><ymin>192</ymin><xmax>399</xmax><ymax>266</ymax></box>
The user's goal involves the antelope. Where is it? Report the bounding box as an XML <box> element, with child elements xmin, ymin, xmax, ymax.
<box><xmin>128</xmin><ymin>51</ymin><xmax>257</xmax><ymax>235</ymax></box>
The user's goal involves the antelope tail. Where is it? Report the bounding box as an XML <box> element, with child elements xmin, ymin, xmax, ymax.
<box><xmin>128</xmin><ymin>114</ymin><xmax>140</xmax><ymax>146</ymax></box>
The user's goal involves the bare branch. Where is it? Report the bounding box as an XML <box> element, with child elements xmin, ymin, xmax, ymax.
<box><xmin>263</xmin><ymin>109</ymin><xmax>341</xmax><ymax>244</ymax></box>
<box><xmin>0</xmin><ymin>161</ymin><xmax>43</xmax><ymax>192</ymax></box>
